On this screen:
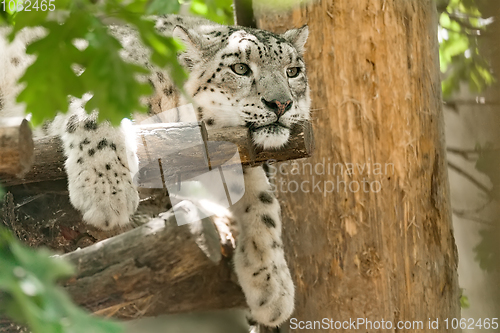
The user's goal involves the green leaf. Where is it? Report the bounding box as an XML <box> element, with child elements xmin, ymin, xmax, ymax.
<box><xmin>0</xmin><ymin>5</ymin><xmax>15</xmax><ymax>25</ymax></box>
<box><xmin>473</xmin><ymin>227</ymin><xmax>500</xmax><ymax>273</ymax></box>
<box><xmin>460</xmin><ymin>294</ymin><xmax>470</xmax><ymax>309</ymax></box>
<box><xmin>115</xmin><ymin>11</ymin><xmax>188</xmax><ymax>88</ymax></box>
<box><xmin>123</xmin><ymin>0</ymin><xmax>148</xmax><ymax>14</ymax></box>
<box><xmin>146</xmin><ymin>0</ymin><xmax>181</xmax><ymax>15</ymax></box>
<box><xmin>16</xmin><ymin>16</ymin><xmax>89</xmax><ymax>124</ymax></box>
<box><xmin>79</xmin><ymin>18</ymin><xmax>152</xmax><ymax>124</ymax></box>
<box><xmin>6</xmin><ymin>0</ymin><xmax>234</xmax><ymax>127</ymax></box>
<box><xmin>438</xmin><ymin>0</ymin><xmax>495</xmax><ymax>96</ymax></box>
<box><xmin>0</xmin><ymin>225</ymin><xmax>123</xmax><ymax>333</ymax></box>
<box><xmin>190</xmin><ymin>0</ymin><xmax>233</xmax><ymax>25</ymax></box>
<box><xmin>9</xmin><ymin>9</ymin><xmax>49</xmax><ymax>39</ymax></box>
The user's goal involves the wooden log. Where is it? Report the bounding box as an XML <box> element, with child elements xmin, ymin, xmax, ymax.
<box><xmin>255</xmin><ymin>1</ymin><xmax>460</xmax><ymax>332</ymax></box>
<box><xmin>0</xmin><ymin>121</ymin><xmax>314</xmax><ymax>255</ymax></box>
<box><xmin>0</xmin><ymin>117</ymin><xmax>34</xmax><ymax>177</ymax></box>
<box><xmin>58</xmin><ymin>208</ymin><xmax>246</xmax><ymax>319</ymax></box>
<box><xmin>1</xmin><ymin>121</ymin><xmax>313</xmax><ymax>187</ymax></box>
<box><xmin>0</xmin><ymin>203</ymin><xmax>246</xmax><ymax>331</ymax></box>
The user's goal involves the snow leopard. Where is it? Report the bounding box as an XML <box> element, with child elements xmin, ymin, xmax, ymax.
<box><xmin>0</xmin><ymin>15</ymin><xmax>310</xmax><ymax>327</ymax></box>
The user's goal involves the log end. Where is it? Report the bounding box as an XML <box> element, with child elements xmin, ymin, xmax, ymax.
<box><xmin>0</xmin><ymin>118</ymin><xmax>34</xmax><ymax>178</ymax></box>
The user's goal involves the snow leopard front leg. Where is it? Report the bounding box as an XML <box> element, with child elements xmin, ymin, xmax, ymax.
<box><xmin>231</xmin><ymin>166</ymin><xmax>294</xmax><ymax>327</ymax></box>
<box><xmin>51</xmin><ymin>108</ymin><xmax>140</xmax><ymax>229</ymax></box>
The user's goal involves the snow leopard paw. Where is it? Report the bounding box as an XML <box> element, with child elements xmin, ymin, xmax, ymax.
<box><xmin>57</xmin><ymin>111</ymin><xmax>140</xmax><ymax>230</ymax></box>
<box><xmin>234</xmin><ymin>240</ymin><xmax>295</xmax><ymax>327</ymax></box>
<box><xmin>66</xmin><ymin>152</ymin><xmax>139</xmax><ymax>230</ymax></box>
<box><xmin>67</xmin><ymin>159</ymin><xmax>140</xmax><ymax>229</ymax></box>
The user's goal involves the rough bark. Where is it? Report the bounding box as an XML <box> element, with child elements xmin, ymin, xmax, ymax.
<box><xmin>255</xmin><ymin>0</ymin><xmax>460</xmax><ymax>331</ymax></box>
<box><xmin>60</xmin><ymin>210</ymin><xmax>246</xmax><ymax>319</ymax></box>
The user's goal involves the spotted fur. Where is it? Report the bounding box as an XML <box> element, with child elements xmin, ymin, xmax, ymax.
<box><xmin>0</xmin><ymin>16</ymin><xmax>310</xmax><ymax>327</ymax></box>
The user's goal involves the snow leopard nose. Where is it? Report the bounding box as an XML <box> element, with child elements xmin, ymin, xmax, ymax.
<box><xmin>262</xmin><ymin>98</ymin><xmax>293</xmax><ymax>117</ymax></box>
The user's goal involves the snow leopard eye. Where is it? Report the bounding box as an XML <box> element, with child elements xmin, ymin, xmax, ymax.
<box><xmin>286</xmin><ymin>67</ymin><xmax>300</xmax><ymax>78</ymax></box>
<box><xmin>231</xmin><ymin>63</ymin><xmax>251</xmax><ymax>76</ymax></box>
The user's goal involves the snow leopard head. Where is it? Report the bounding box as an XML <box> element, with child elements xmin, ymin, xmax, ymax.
<box><xmin>174</xmin><ymin>22</ymin><xmax>310</xmax><ymax>149</ymax></box>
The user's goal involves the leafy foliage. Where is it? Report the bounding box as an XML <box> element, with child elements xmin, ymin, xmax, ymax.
<box><xmin>0</xmin><ymin>225</ymin><xmax>123</xmax><ymax>333</ymax></box>
<box><xmin>77</xmin><ymin>14</ymin><xmax>151</xmax><ymax>124</ymax></box>
<box><xmin>439</xmin><ymin>2</ymin><xmax>499</xmax><ymax>282</ymax></box>
<box><xmin>473</xmin><ymin>227</ymin><xmax>500</xmax><ymax>273</ymax></box>
<box><xmin>0</xmin><ymin>0</ymin><xmax>235</xmax><ymax>125</ymax></box>
<box><xmin>190</xmin><ymin>0</ymin><xmax>234</xmax><ymax>25</ymax></box>
<box><xmin>16</xmin><ymin>14</ymin><xmax>87</xmax><ymax>124</ymax></box>
<box><xmin>2</xmin><ymin>0</ymin><xmax>191</xmax><ymax>125</ymax></box>
<box><xmin>438</xmin><ymin>0</ymin><xmax>495</xmax><ymax>97</ymax></box>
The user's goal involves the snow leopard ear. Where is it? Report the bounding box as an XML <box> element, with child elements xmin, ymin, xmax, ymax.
<box><xmin>173</xmin><ymin>25</ymin><xmax>204</xmax><ymax>68</ymax></box>
<box><xmin>282</xmin><ymin>25</ymin><xmax>309</xmax><ymax>55</ymax></box>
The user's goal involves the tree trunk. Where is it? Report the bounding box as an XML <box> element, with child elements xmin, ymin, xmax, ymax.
<box><xmin>254</xmin><ymin>0</ymin><xmax>460</xmax><ymax>331</ymax></box>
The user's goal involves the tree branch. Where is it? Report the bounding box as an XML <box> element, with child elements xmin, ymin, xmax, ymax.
<box><xmin>447</xmin><ymin>11</ymin><xmax>485</xmax><ymax>33</ymax></box>
<box><xmin>447</xmin><ymin>160</ymin><xmax>492</xmax><ymax>196</ymax></box>
<box><xmin>447</xmin><ymin>147</ymin><xmax>479</xmax><ymax>161</ymax></box>
<box><xmin>452</xmin><ymin>208</ymin><xmax>496</xmax><ymax>226</ymax></box>
<box><xmin>1</xmin><ymin>121</ymin><xmax>314</xmax><ymax>187</ymax></box>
